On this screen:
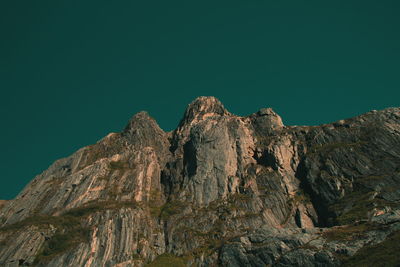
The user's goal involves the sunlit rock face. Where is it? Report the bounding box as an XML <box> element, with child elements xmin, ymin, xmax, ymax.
<box><xmin>1</xmin><ymin>97</ymin><xmax>400</xmax><ymax>266</ymax></box>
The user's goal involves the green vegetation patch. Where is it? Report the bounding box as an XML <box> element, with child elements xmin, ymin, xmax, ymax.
<box><xmin>0</xmin><ymin>239</ymin><xmax>7</xmax><ymax>249</ymax></box>
<box><xmin>148</xmin><ymin>190</ymin><xmax>164</xmax><ymax>217</ymax></box>
<box><xmin>34</xmin><ymin>223</ymin><xmax>90</xmax><ymax>264</ymax></box>
<box><xmin>64</xmin><ymin>200</ymin><xmax>137</xmax><ymax>217</ymax></box>
<box><xmin>17</xmin><ymin>213</ymin><xmax>90</xmax><ymax>265</ymax></box>
<box><xmin>0</xmin><ymin>215</ymin><xmax>65</xmax><ymax>233</ymax></box>
<box><xmin>224</xmin><ymin>193</ymin><xmax>254</xmax><ymax>212</ymax></box>
<box><xmin>180</xmin><ymin>226</ymin><xmax>223</xmax><ymax>244</ymax></box>
<box><xmin>322</xmin><ymin>223</ymin><xmax>377</xmax><ymax>242</ymax></box>
<box><xmin>159</xmin><ymin>200</ymin><xmax>187</xmax><ymax>220</ymax></box>
<box><xmin>145</xmin><ymin>253</ymin><xmax>186</xmax><ymax>267</ymax></box>
<box><xmin>35</xmin><ymin>200</ymin><xmax>137</xmax><ymax>264</ymax></box>
<box><xmin>148</xmin><ymin>190</ymin><xmax>187</xmax><ymax>220</ymax></box>
<box><xmin>329</xmin><ymin>187</ymin><xmax>395</xmax><ymax>225</ymax></box>
<box><xmin>308</xmin><ymin>141</ymin><xmax>365</xmax><ymax>155</ymax></box>
<box><xmin>331</xmin><ymin>190</ymin><xmax>375</xmax><ymax>225</ymax></box>
<box><xmin>0</xmin><ymin>200</ymin><xmax>138</xmax><ymax>265</ymax></box>
<box><xmin>109</xmin><ymin>160</ymin><xmax>131</xmax><ymax>170</ymax></box>
<box><xmin>190</xmin><ymin>238</ymin><xmax>223</xmax><ymax>257</ymax></box>
<box><xmin>342</xmin><ymin>231</ymin><xmax>400</xmax><ymax>267</ymax></box>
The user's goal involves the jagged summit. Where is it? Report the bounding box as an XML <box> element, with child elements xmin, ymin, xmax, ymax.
<box><xmin>186</xmin><ymin>96</ymin><xmax>228</xmax><ymax>115</ymax></box>
<box><xmin>123</xmin><ymin>111</ymin><xmax>162</xmax><ymax>134</ymax></box>
<box><xmin>178</xmin><ymin>96</ymin><xmax>230</xmax><ymax>126</ymax></box>
<box><xmin>122</xmin><ymin>111</ymin><xmax>169</xmax><ymax>161</ymax></box>
<box><xmin>125</xmin><ymin>97</ymin><xmax>286</xmax><ymax>135</ymax></box>
<box><xmin>0</xmin><ymin>99</ymin><xmax>399</xmax><ymax>266</ymax></box>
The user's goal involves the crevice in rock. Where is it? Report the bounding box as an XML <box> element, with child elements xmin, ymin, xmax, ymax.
<box><xmin>183</xmin><ymin>140</ymin><xmax>197</xmax><ymax>177</ymax></box>
<box><xmin>294</xmin><ymin>209</ymin><xmax>302</xmax><ymax>228</ymax></box>
<box><xmin>168</xmin><ymin>134</ymin><xmax>179</xmax><ymax>154</ymax></box>
<box><xmin>295</xmin><ymin>159</ymin><xmax>332</xmax><ymax>227</ymax></box>
<box><xmin>252</xmin><ymin>149</ymin><xmax>279</xmax><ymax>170</ymax></box>
<box><xmin>160</xmin><ymin>167</ymin><xmax>172</xmax><ymax>198</ymax></box>
<box><xmin>163</xmin><ymin>220</ymin><xmax>169</xmax><ymax>252</ymax></box>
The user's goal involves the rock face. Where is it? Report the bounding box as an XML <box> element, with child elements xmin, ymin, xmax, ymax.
<box><xmin>1</xmin><ymin>96</ymin><xmax>400</xmax><ymax>266</ymax></box>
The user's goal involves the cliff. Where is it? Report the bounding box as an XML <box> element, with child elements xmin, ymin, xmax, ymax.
<box><xmin>0</xmin><ymin>96</ymin><xmax>399</xmax><ymax>266</ymax></box>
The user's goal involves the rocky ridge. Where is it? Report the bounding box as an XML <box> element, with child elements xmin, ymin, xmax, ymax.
<box><xmin>0</xmin><ymin>96</ymin><xmax>399</xmax><ymax>266</ymax></box>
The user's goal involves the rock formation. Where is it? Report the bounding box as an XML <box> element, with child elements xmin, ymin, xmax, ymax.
<box><xmin>0</xmin><ymin>96</ymin><xmax>399</xmax><ymax>266</ymax></box>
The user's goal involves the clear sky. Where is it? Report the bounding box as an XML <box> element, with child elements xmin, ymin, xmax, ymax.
<box><xmin>1</xmin><ymin>0</ymin><xmax>399</xmax><ymax>199</ymax></box>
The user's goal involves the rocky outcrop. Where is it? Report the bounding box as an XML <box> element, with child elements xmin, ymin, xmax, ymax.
<box><xmin>0</xmin><ymin>97</ymin><xmax>399</xmax><ymax>266</ymax></box>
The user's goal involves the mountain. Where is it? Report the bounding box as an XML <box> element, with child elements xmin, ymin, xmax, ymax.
<box><xmin>1</xmin><ymin>96</ymin><xmax>399</xmax><ymax>266</ymax></box>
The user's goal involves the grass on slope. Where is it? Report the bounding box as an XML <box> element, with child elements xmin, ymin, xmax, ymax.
<box><xmin>343</xmin><ymin>230</ymin><xmax>400</xmax><ymax>267</ymax></box>
<box><xmin>145</xmin><ymin>253</ymin><xmax>186</xmax><ymax>267</ymax></box>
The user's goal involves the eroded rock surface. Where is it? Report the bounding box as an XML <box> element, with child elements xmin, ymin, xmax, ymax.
<box><xmin>1</xmin><ymin>97</ymin><xmax>399</xmax><ymax>266</ymax></box>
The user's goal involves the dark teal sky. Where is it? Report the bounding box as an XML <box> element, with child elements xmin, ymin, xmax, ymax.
<box><xmin>1</xmin><ymin>0</ymin><xmax>399</xmax><ymax>199</ymax></box>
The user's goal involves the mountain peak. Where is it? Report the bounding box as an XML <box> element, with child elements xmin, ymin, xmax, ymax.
<box><xmin>123</xmin><ymin>111</ymin><xmax>159</xmax><ymax>133</ymax></box>
<box><xmin>179</xmin><ymin>96</ymin><xmax>230</xmax><ymax>126</ymax></box>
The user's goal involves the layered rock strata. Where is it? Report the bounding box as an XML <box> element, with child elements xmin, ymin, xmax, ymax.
<box><xmin>1</xmin><ymin>97</ymin><xmax>399</xmax><ymax>266</ymax></box>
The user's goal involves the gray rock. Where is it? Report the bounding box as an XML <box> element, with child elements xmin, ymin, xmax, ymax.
<box><xmin>1</xmin><ymin>97</ymin><xmax>399</xmax><ymax>266</ymax></box>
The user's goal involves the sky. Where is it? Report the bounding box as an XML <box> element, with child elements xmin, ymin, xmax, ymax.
<box><xmin>0</xmin><ymin>0</ymin><xmax>399</xmax><ymax>199</ymax></box>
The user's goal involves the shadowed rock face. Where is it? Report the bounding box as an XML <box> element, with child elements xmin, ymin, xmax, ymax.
<box><xmin>1</xmin><ymin>97</ymin><xmax>400</xmax><ymax>266</ymax></box>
